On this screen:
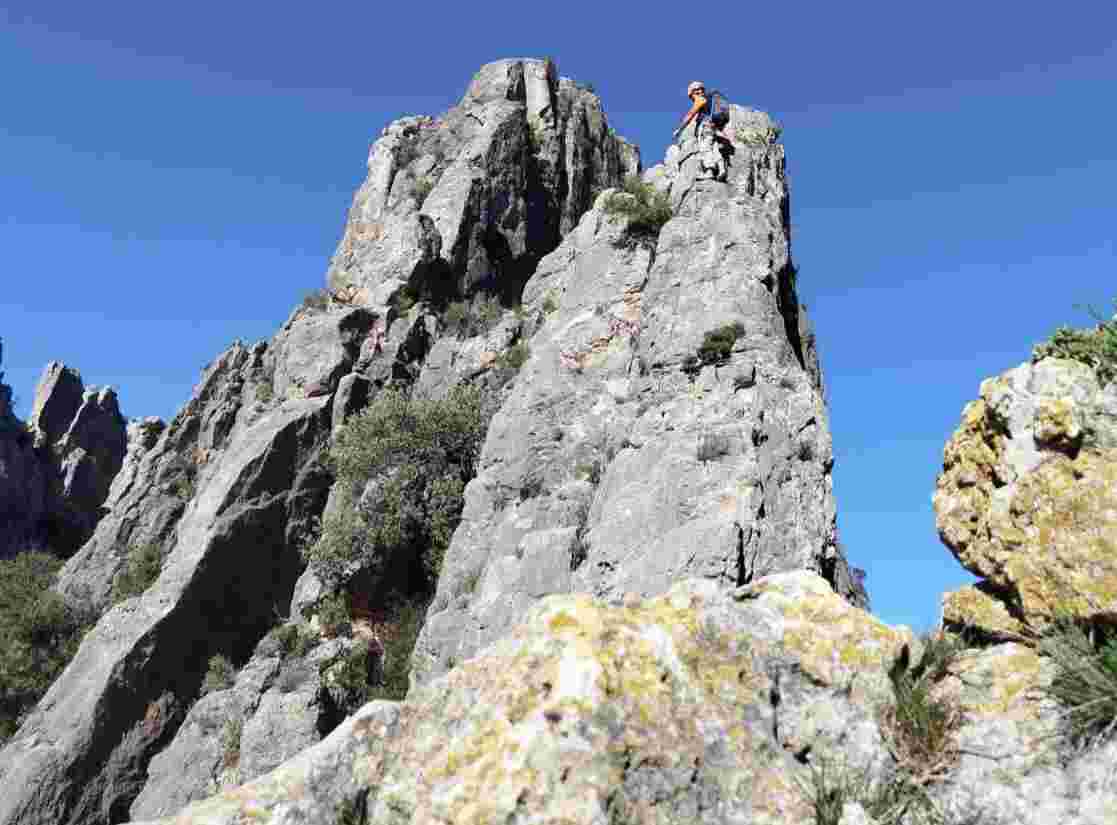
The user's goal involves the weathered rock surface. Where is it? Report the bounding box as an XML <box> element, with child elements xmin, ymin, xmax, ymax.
<box><xmin>412</xmin><ymin>104</ymin><xmax>862</xmax><ymax>687</ymax></box>
<box><xmin>0</xmin><ymin>60</ymin><xmax>870</xmax><ymax>825</ymax></box>
<box><xmin>934</xmin><ymin>356</ymin><xmax>1117</xmax><ymax>634</ymax></box>
<box><xmin>0</xmin><ymin>397</ymin><xmax>332</xmax><ymax>825</ymax></box>
<box><xmin>0</xmin><ymin>342</ymin><xmax>47</xmax><ymax>557</ymax></box>
<box><xmin>0</xmin><ymin>353</ymin><xmax>128</xmax><ymax>558</ymax></box>
<box><xmin>129</xmin><ymin>573</ymin><xmax>909</xmax><ymax>825</ymax></box>
<box><xmin>926</xmin><ymin>642</ymin><xmax>1117</xmax><ymax>824</ymax></box>
<box><xmin>129</xmin><ymin>635</ymin><xmax>356</xmax><ymax>821</ymax></box>
<box><xmin>325</xmin><ymin>58</ymin><xmax>637</xmax><ymax>306</ymax></box>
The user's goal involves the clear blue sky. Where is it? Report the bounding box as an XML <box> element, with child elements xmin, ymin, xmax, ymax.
<box><xmin>2</xmin><ymin>2</ymin><xmax>1114</xmax><ymax>630</ymax></box>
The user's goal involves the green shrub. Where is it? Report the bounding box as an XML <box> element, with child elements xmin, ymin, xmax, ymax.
<box><xmin>302</xmin><ymin>289</ymin><xmax>331</xmax><ymax>312</ymax></box>
<box><xmin>256</xmin><ymin>381</ymin><xmax>274</xmax><ymax>404</ymax></box>
<box><xmin>602</xmin><ymin>175</ymin><xmax>673</xmax><ymax>239</ymax></box>
<box><xmin>304</xmin><ymin>385</ymin><xmax>486</xmax><ymax>589</ymax></box>
<box><xmin>171</xmin><ymin>476</ymin><xmax>195</xmax><ymax>501</ymax></box>
<box><xmin>413</xmin><ymin>176</ymin><xmax>434</xmax><ymax>205</ymax></box>
<box><xmin>220</xmin><ymin>717</ymin><xmax>243</xmax><ymax>767</ymax></box>
<box><xmin>317</xmin><ymin>592</ymin><xmax>352</xmax><ymax>639</ymax></box>
<box><xmin>200</xmin><ymin>654</ymin><xmax>236</xmax><ymax>696</ymax></box>
<box><xmin>541</xmin><ymin>293</ymin><xmax>559</xmax><ymax>315</ymax></box>
<box><xmin>1033</xmin><ymin>303</ymin><xmax>1117</xmax><ymax>386</ymax></box>
<box><xmin>395</xmin><ymin>287</ymin><xmax>418</xmax><ymax>314</ymax></box>
<box><xmin>442</xmin><ymin>293</ymin><xmax>504</xmax><ymax>338</ymax></box>
<box><xmin>271</xmin><ymin>623</ymin><xmax>318</xmax><ymax>659</ymax></box>
<box><xmin>111</xmin><ymin>543</ymin><xmax>164</xmax><ymax>603</ymax></box>
<box><xmin>1038</xmin><ymin>618</ymin><xmax>1117</xmax><ymax>748</ymax></box>
<box><xmin>0</xmin><ymin>552</ymin><xmax>94</xmax><ymax>743</ymax></box>
<box><xmin>369</xmin><ymin>597</ymin><xmax>426</xmax><ymax>702</ymax></box>
<box><xmin>496</xmin><ymin>342</ymin><xmax>531</xmax><ymax>370</ymax></box>
<box><xmin>879</xmin><ymin>631</ymin><xmax>962</xmax><ymax>785</ymax></box>
<box><xmin>697</xmin><ymin>321</ymin><xmax>745</xmax><ymax>366</ymax></box>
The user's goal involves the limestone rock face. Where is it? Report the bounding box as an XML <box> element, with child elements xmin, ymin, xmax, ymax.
<box><xmin>412</xmin><ymin>107</ymin><xmax>862</xmax><ymax>686</ymax></box>
<box><xmin>0</xmin><ymin>355</ymin><xmax>128</xmax><ymax>558</ymax></box>
<box><xmin>325</xmin><ymin>58</ymin><xmax>637</xmax><ymax>306</ymax></box>
<box><xmin>128</xmin><ymin>573</ymin><xmax>909</xmax><ymax>825</ymax></box>
<box><xmin>0</xmin><ymin>60</ymin><xmax>865</xmax><ymax>825</ymax></box>
<box><xmin>927</xmin><ymin>642</ymin><xmax>1117</xmax><ymax>825</ymax></box>
<box><xmin>934</xmin><ymin>357</ymin><xmax>1117</xmax><ymax>633</ymax></box>
<box><xmin>0</xmin><ymin>396</ymin><xmax>332</xmax><ymax>825</ymax></box>
<box><xmin>0</xmin><ymin>344</ymin><xmax>47</xmax><ymax>556</ymax></box>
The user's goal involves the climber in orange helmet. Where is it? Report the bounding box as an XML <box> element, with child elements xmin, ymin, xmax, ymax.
<box><xmin>673</xmin><ymin>81</ymin><xmax>710</xmax><ymax>142</ymax></box>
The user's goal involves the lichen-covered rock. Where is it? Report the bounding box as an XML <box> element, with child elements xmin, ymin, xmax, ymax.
<box><xmin>128</xmin><ymin>573</ymin><xmax>908</xmax><ymax>825</ymax></box>
<box><xmin>412</xmin><ymin>105</ymin><xmax>862</xmax><ymax>686</ymax></box>
<box><xmin>927</xmin><ymin>642</ymin><xmax>1117</xmax><ymax>825</ymax></box>
<box><xmin>934</xmin><ymin>357</ymin><xmax>1117</xmax><ymax>632</ymax></box>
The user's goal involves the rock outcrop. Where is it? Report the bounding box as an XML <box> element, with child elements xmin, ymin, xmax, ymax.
<box><xmin>934</xmin><ymin>356</ymin><xmax>1117</xmax><ymax>635</ymax></box>
<box><xmin>325</xmin><ymin>57</ymin><xmax>638</xmax><ymax>306</ymax></box>
<box><xmin>129</xmin><ymin>573</ymin><xmax>909</xmax><ymax>825</ymax></box>
<box><xmin>0</xmin><ymin>59</ymin><xmax>865</xmax><ymax>825</ymax></box>
<box><xmin>411</xmin><ymin>102</ymin><xmax>863</xmax><ymax>686</ymax></box>
<box><xmin>0</xmin><ymin>349</ymin><xmax>128</xmax><ymax>559</ymax></box>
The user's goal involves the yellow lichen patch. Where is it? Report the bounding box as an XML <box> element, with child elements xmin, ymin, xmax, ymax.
<box><xmin>742</xmin><ymin>574</ymin><xmax>911</xmax><ymax>687</ymax></box>
<box><xmin>940</xmin><ymin>644</ymin><xmax>1052</xmax><ymax>723</ymax></box>
<box><xmin>1034</xmin><ymin>396</ymin><xmax>1082</xmax><ymax>448</ymax></box>
<box><xmin>942</xmin><ymin>586</ymin><xmax>1026</xmax><ymax>638</ymax></box>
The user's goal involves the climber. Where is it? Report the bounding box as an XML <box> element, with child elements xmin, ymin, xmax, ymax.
<box><xmin>672</xmin><ymin>81</ymin><xmax>730</xmax><ymax>182</ymax></box>
<box><xmin>672</xmin><ymin>81</ymin><xmax>711</xmax><ymax>143</ymax></box>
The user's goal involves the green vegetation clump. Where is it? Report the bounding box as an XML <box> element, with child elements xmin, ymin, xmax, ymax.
<box><xmin>316</xmin><ymin>592</ymin><xmax>352</xmax><ymax>639</ymax></box>
<box><xmin>442</xmin><ymin>294</ymin><xmax>504</xmax><ymax>338</ymax></box>
<box><xmin>368</xmin><ymin>597</ymin><xmax>426</xmax><ymax>702</ymax></box>
<box><xmin>602</xmin><ymin>175</ymin><xmax>673</xmax><ymax>240</ymax></box>
<box><xmin>220</xmin><ymin>716</ymin><xmax>243</xmax><ymax>767</ymax></box>
<box><xmin>1032</xmin><ymin>303</ymin><xmax>1117</xmax><ymax>386</ymax></box>
<box><xmin>0</xmin><ymin>551</ymin><xmax>94</xmax><ymax>743</ymax></box>
<box><xmin>111</xmin><ymin>543</ymin><xmax>165</xmax><ymax>603</ymax></box>
<box><xmin>270</xmin><ymin>622</ymin><xmax>319</xmax><ymax>659</ymax></box>
<box><xmin>1038</xmin><ymin>619</ymin><xmax>1117</xmax><ymax>748</ymax></box>
<box><xmin>413</xmin><ymin>175</ymin><xmax>434</xmax><ymax>205</ymax></box>
<box><xmin>496</xmin><ymin>341</ymin><xmax>531</xmax><ymax>370</ymax></box>
<box><xmin>303</xmin><ymin>384</ymin><xmax>486</xmax><ymax>589</ymax></box>
<box><xmin>541</xmin><ymin>293</ymin><xmax>559</xmax><ymax>315</ymax></box>
<box><xmin>302</xmin><ymin>289</ymin><xmax>331</xmax><ymax>312</ymax></box>
<box><xmin>880</xmin><ymin>631</ymin><xmax>962</xmax><ymax>782</ymax></box>
<box><xmin>200</xmin><ymin>654</ymin><xmax>236</xmax><ymax>696</ymax></box>
<box><xmin>256</xmin><ymin>381</ymin><xmax>274</xmax><ymax>404</ymax></box>
<box><xmin>697</xmin><ymin>321</ymin><xmax>745</xmax><ymax>366</ymax></box>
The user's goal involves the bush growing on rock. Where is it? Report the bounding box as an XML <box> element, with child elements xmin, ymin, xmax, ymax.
<box><xmin>1032</xmin><ymin>301</ymin><xmax>1117</xmax><ymax>386</ymax></box>
<box><xmin>302</xmin><ymin>289</ymin><xmax>331</xmax><ymax>313</ymax></box>
<box><xmin>111</xmin><ymin>542</ymin><xmax>164</xmax><ymax>602</ymax></box>
<box><xmin>602</xmin><ymin>175</ymin><xmax>673</xmax><ymax>240</ymax></box>
<box><xmin>304</xmin><ymin>385</ymin><xmax>485</xmax><ymax>590</ymax></box>
<box><xmin>316</xmin><ymin>592</ymin><xmax>352</xmax><ymax>638</ymax></box>
<box><xmin>200</xmin><ymin>654</ymin><xmax>236</xmax><ymax>696</ymax></box>
<box><xmin>1038</xmin><ymin>618</ymin><xmax>1117</xmax><ymax>748</ymax></box>
<box><xmin>413</xmin><ymin>175</ymin><xmax>435</xmax><ymax>205</ymax></box>
<box><xmin>442</xmin><ymin>294</ymin><xmax>503</xmax><ymax>338</ymax></box>
<box><xmin>0</xmin><ymin>551</ymin><xmax>94</xmax><ymax>743</ymax></box>
<box><xmin>697</xmin><ymin>321</ymin><xmax>745</xmax><ymax>366</ymax></box>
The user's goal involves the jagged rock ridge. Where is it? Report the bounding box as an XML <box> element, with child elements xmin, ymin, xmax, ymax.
<box><xmin>0</xmin><ymin>59</ymin><xmax>863</xmax><ymax>825</ymax></box>
<box><xmin>0</xmin><ymin>344</ymin><xmax>128</xmax><ymax>559</ymax></box>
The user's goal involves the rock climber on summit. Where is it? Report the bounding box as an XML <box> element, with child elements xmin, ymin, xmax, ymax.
<box><xmin>673</xmin><ymin>81</ymin><xmax>711</xmax><ymax>143</ymax></box>
<box><xmin>672</xmin><ymin>81</ymin><xmax>730</xmax><ymax>181</ymax></box>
